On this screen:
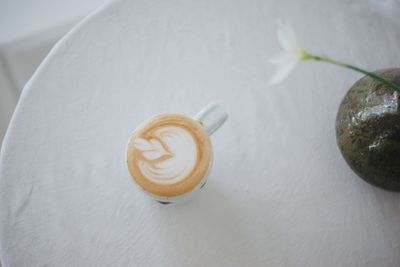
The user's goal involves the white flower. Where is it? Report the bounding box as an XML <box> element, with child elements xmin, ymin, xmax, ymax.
<box><xmin>268</xmin><ymin>21</ymin><xmax>308</xmax><ymax>86</ymax></box>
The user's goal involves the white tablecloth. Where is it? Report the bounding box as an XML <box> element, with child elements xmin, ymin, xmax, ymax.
<box><xmin>1</xmin><ymin>0</ymin><xmax>400</xmax><ymax>266</ymax></box>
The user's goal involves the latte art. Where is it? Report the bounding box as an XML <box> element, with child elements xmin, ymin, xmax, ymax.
<box><xmin>127</xmin><ymin>114</ymin><xmax>213</xmax><ymax>198</ymax></box>
<box><xmin>134</xmin><ymin>126</ymin><xmax>198</xmax><ymax>184</ymax></box>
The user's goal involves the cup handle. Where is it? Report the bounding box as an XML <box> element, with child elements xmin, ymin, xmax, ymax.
<box><xmin>193</xmin><ymin>103</ymin><xmax>228</xmax><ymax>135</ymax></box>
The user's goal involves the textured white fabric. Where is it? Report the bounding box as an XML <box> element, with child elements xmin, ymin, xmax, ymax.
<box><xmin>1</xmin><ymin>0</ymin><xmax>400</xmax><ymax>266</ymax></box>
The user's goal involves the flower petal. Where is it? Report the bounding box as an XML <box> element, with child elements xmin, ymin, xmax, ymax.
<box><xmin>268</xmin><ymin>59</ymin><xmax>298</xmax><ymax>86</ymax></box>
<box><xmin>277</xmin><ymin>20</ymin><xmax>299</xmax><ymax>51</ymax></box>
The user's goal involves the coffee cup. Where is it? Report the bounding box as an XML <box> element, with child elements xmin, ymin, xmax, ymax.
<box><xmin>126</xmin><ymin>103</ymin><xmax>227</xmax><ymax>204</ymax></box>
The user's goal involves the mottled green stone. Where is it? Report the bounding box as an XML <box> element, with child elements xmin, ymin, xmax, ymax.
<box><xmin>336</xmin><ymin>68</ymin><xmax>400</xmax><ymax>191</ymax></box>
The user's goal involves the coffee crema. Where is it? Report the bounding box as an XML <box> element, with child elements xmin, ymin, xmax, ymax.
<box><xmin>127</xmin><ymin>114</ymin><xmax>213</xmax><ymax>198</ymax></box>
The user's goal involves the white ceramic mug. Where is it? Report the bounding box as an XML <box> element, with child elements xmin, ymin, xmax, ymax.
<box><xmin>127</xmin><ymin>103</ymin><xmax>228</xmax><ymax>204</ymax></box>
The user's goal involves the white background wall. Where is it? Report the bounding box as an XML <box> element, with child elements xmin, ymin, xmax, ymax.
<box><xmin>0</xmin><ymin>0</ymin><xmax>107</xmax><ymax>146</ymax></box>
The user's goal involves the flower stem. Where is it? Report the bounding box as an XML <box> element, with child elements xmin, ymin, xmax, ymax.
<box><xmin>303</xmin><ymin>53</ymin><xmax>400</xmax><ymax>93</ymax></box>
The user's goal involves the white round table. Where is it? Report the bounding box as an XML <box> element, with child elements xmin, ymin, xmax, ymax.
<box><xmin>1</xmin><ymin>0</ymin><xmax>400</xmax><ymax>266</ymax></box>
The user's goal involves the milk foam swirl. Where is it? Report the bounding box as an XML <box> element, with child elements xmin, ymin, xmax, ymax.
<box><xmin>134</xmin><ymin>126</ymin><xmax>198</xmax><ymax>184</ymax></box>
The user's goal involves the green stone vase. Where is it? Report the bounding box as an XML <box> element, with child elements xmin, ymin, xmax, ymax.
<box><xmin>336</xmin><ymin>68</ymin><xmax>400</xmax><ymax>191</ymax></box>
